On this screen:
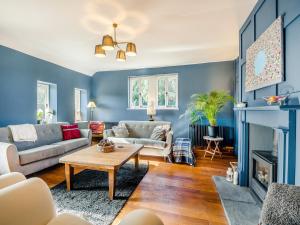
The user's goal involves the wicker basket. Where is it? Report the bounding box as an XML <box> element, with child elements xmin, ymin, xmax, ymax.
<box><xmin>97</xmin><ymin>144</ymin><xmax>115</xmax><ymax>153</ymax></box>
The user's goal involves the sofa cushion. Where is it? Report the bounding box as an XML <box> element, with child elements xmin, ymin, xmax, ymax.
<box><xmin>61</xmin><ymin>124</ymin><xmax>81</xmax><ymax>140</ymax></box>
<box><xmin>134</xmin><ymin>138</ymin><xmax>166</xmax><ymax>149</ymax></box>
<box><xmin>14</xmin><ymin>123</ymin><xmax>65</xmax><ymax>151</ymax></box>
<box><xmin>119</xmin><ymin>121</ymin><xmax>171</xmax><ymax>138</ymax></box>
<box><xmin>0</xmin><ymin>127</ymin><xmax>11</xmax><ymax>143</ymax></box>
<box><xmin>52</xmin><ymin>138</ymin><xmax>89</xmax><ymax>153</ymax></box>
<box><xmin>112</xmin><ymin>124</ymin><xmax>129</xmax><ymax>138</ymax></box>
<box><xmin>150</xmin><ymin>126</ymin><xmax>166</xmax><ymax>141</ymax></box>
<box><xmin>19</xmin><ymin>145</ymin><xmax>65</xmax><ymax>165</ymax></box>
<box><xmin>107</xmin><ymin>137</ymin><xmax>136</xmax><ymax>144</ymax></box>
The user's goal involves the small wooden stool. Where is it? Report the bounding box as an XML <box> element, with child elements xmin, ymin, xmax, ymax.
<box><xmin>203</xmin><ymin>136</ymin><xmax>224</xmax><ymax>160</ymax></box>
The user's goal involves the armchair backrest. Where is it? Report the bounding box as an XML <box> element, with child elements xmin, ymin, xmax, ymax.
<box><xmin>0</xmin><ymin>177</ymin><xmax>56</xmax><ymax>225</ymax></box>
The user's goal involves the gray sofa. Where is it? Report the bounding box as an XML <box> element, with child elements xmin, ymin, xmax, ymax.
<box><xmin>0</xmin><ymin>123</ymin><xmax>91</xmax><ymax>175</ymax></box>
<box><xmin>104</xmin><ymin>121</ymin><xmax>173</xmax><ymax>159</ymax></box>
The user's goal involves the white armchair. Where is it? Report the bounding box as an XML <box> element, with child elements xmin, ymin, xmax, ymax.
<box><xmin>0</xmin><ymin>172</ymin><xmax>91</xmax><ymax>225</ymax></box>
<box><xmin>0</xmin><ymin>173</ymin><xmax>164</xmax><ymax>225</ymax></box>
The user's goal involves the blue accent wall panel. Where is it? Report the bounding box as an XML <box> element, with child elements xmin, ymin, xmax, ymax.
<box><xmin>254</xmin><ymin>0</ymin><xmax>277</xmax><ymax>99</ymax></box>
<box><xmin>237</xmin><ymin>0</ymin><xmax>300</xmax><ymax>185</ymax></box>
<box><xmin>0</xmin><ymin>45</ymin><xmax>91</xmax><ymax>126</ymax></box>
<box><xmin>92</xmin><ymin>61</ymin><xmax>235</xmax><ymax>139</ymax></box>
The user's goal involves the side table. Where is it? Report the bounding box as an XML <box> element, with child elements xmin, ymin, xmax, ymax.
<box><xmin>203</xmin><ymin>136</ymin><xmax>223</xmax><ymax>160</ymax></box>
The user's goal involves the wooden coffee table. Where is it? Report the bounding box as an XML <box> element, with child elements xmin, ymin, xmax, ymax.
<box><xmin>59</xmin><ymin>143</ymin><xmax>144</xmax><ymax>200</ymax></box>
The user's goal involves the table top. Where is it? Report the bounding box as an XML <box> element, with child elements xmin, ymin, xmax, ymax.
<box><xmin>203</xmin><ymin>136</ymin><xmax>224</xmax><ymax>141</ymax></box>
<box><xmin>59</xmin><ymin>144</ymin><xmax>143</xmax><ymax>169</ymax></box>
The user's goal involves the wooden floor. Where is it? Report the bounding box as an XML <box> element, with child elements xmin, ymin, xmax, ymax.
<box><xmin>34</xmin><ymin>149</ymin><xmax>236</xmax><ymax>225</ymax></box>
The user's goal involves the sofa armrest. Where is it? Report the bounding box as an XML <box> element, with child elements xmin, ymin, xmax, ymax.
<box><xmin>80</xmin><ymin>129</ymin><xmax>92</xmax><ymax>146</ymax></box>
<box><xmin>163</xmin><ymin>131</ymin><xmax>173</xmax><ymax>156</ymax></box>
<box><xmin>0</xmin><ymin>172</ymin><xmax>26</xmax><ymax>189</ymax></box>
<box><xmin>0</xmin><ymin>143</ymin><xmax>21</xmax><ymax>175</ymax></box>
<box><xmin>103</xmin><ymin>129</ymin><xmax>115</xmax><ymax>139</ymax></box>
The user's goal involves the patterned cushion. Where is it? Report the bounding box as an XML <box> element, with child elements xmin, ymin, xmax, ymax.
<box><xmin>89</xmin><ymin>121</ymin><xmax>105</xmax><ymax>134</ymax></box>
<box><xmin>112</xmin><ymin>124</ymin><xmax>129</xmax><ymax>138</ymax></box>
<box><xmin>150</xmin><ymin>126</ymin><xmax>166</xmax><ymax>141</ymax></box>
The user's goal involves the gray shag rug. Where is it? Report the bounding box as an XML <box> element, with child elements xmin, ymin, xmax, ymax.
<box><xmin>51</xmin><ymin>163</ymin><xmax>148</xmax><ymax>225</ymax></box>
<box><xmin>213</xmin><ymin>176</ymin><xmax>262</xmax><ymax>225</ymax></box>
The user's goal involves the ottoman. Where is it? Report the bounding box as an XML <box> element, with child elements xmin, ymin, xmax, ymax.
<box><xmin>171</xmin><ymin>138</ymin><xmax>196</xmax><ymax>166</ymax></box>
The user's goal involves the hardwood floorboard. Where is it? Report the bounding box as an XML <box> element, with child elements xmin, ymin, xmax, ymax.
<box><xmin>34</xmin><ymin>148</ymin><xmax>236</xmax><ymax>225</ymax></box>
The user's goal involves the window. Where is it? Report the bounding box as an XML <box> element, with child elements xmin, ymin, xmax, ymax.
<box><xmin>37</xmin><ymin>82</ymin><xmax>50</xmax><ymax>121</ymax></box>
<box><xmin>74</xmin><ymin>88</ymin><xmax>87</xmax><ymax>122</ymax></box>
<box><xmin>157</xmin><ymin>76</ymin><xmax>178</xmax><ymax>108</ymax></box>
<box><xmin>129</xmin><ymin>74</ymin><xmax>178</xmax><ymax>109</ymax></box>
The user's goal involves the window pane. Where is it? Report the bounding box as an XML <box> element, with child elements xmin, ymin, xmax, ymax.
<box><xmin>167</xmin><ymin>92</ymin><xmax>176</xmax><ymax>107</ymax></box>
<box><xmin>37</xmin><ymin>83</ymin><xmax>49</xmax><ymax>120</ymax></box>
<box><xmin>158</xmin><ymin>79</ymin><xmax>165</xmax><ymax>106</ymax></box>
<box><xmin>141</xmin><ymin>79</ymin><xmax>149</xmax><ymax>107</ymax></box>
<box><xmin>167</xmin><ymin>78</ymin><xmax>177</xmax><ymax>107</ymax></box>
<box><xmin>132</xmin><ymin>80</ymin><xmax>139</xmax><ymax>107</ymax></box>
<box><xmin>168</xmin><ymin>78</ymin><xmax>176</xmax><ymax>93</ymax></box>
<box><xmin>75</xmin><ymin>89</ymin><xmax>81</xmax><ymax>121</ymax></box>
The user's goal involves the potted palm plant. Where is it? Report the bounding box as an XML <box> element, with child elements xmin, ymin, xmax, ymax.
<box><xmin>182</xmin><ymin>90</ymin><xmax>235</xmax><ymax>137</ymax></box>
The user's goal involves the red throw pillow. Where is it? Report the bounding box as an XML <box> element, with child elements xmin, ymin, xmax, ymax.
<box><xmin>61</xmin><ymin>124</ymin><xmax>81</xmax><ymax>140</ymax></box>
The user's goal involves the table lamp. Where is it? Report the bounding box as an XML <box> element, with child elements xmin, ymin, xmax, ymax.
<box><xmin>87</xmin><ymin>101</ymin><xmax>96</xmax><ymax>121</ymax></box>
<box><xmin>147</xmin><ymin>101</ymin><xmax>156</xmax><ymax>121</ymax></box>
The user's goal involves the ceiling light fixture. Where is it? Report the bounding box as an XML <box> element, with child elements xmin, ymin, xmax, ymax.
<box><xmin>94</xmin><ymin>23</ymin><xmax>137</xmax><ymax>62</ymax></box>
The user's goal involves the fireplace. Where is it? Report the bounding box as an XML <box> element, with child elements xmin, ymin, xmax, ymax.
<box><xmin>251</xmin><ymin>151</ymin><xmax>278</xmax><ymax>200</ymax></box>
<box><xmin>248</xmin><ymin>124</ymin><xmax>279</xmax><ymax>201</ymax></box>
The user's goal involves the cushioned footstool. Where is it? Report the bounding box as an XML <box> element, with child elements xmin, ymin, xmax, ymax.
<box><xmin>171</xmin><ymin>138</ymin><xmax>196</xmax><ymax>166</ymax></box>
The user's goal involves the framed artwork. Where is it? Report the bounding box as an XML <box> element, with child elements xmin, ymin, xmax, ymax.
<box><xmin>245</xmin><ymin>16</ymin><xmax>284</xmax><ymax>92</ymax></box>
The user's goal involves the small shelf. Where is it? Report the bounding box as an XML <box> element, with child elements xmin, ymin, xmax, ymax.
<box><xmin>234</xmin><ymin>105</ymin><xmax>300</xmax><ymax>111</ymax></box>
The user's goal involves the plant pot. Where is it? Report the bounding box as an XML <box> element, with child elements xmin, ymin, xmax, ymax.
<box><xmin>208</xmin><ymin>125</ymin><xmax>218</xmax><ymax>137</ymax></box>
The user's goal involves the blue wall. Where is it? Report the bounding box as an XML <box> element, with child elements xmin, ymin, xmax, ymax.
<box><xmin>92</xmin><ymin>61</ymin><xmax>235</xmax><ymax>138</ymax></box>
<box><xmin>0</xmin><ymin>45</ymin><xmax>92</xmax><ymax>126</ymax></box>
<box><xmin>237</xmin><ymin>0</ymin><xmax>300</xmax><ymax>185</ymax></box>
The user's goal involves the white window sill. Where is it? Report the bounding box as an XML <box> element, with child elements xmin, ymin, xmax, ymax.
<box><xmin>127</xmin><ymin>107</ymin><xmax>179</xmax><ymax>111</ymax></box>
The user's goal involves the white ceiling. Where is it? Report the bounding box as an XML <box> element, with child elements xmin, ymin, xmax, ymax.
<box><xmin>0</xmin><ymin>0</ymin><xmax>257</xmax><ymax>76</ymax></box>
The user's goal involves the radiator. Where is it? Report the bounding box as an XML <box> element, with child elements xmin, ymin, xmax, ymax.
<box><xmin>189</xmin><ymin>124</ymin><xmax>234</xmax><ymax>147</ymax></box>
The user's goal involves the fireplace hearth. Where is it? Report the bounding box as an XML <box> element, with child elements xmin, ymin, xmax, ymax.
<box><xmin>251</xmin><ymin>150</ymin><xmax>278</xmax><ymax>200</ymax></box>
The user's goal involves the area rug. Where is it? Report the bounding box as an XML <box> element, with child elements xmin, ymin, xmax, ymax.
<box><xmin>51</xmin><ymin>163</ymin><xmax>148</xmax><ymax>225</ymax></box>
<box><xmin>213</xmin><ymin>176</ymin><xmax>262</xmax><ymax>225</ymax></box>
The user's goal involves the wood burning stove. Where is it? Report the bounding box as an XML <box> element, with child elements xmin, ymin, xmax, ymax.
<box><xmin>251</xmin><ymin>150</ymin><xmax>277</xmax><ymax>201</ymax></box>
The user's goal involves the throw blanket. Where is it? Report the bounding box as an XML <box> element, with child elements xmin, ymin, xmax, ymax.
<box><xmin>9</xmin><ymin>124</ymin><xmax>38</xmax><ymax>142</ymax></box>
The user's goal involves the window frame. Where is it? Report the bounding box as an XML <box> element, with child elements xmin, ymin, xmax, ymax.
<box><xmin>128</xmin><ymin>73</ymin><xmax>178</xmax><ymax>110</ymax></box>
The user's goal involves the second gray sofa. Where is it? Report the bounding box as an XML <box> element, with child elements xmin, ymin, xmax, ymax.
<box><xmin>104</xmin><ymin>121</ymin><xmax>173</xmax><ymax>159</ymax></box>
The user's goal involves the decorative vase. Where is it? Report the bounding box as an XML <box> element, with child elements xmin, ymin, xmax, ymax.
<box><xmin>208</xmin><ymin>125</ymin><xmax>218</xmax><ymax>137</ymax></box>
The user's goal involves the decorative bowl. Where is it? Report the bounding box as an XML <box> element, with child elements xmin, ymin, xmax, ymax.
<box><xmin>97</xmin><ymin>144</ymin><xmax>114</xmax><ymax>153</ymax></box>
<box><xmin>97</xmin><ymin>139</ymin><xmax>115</xmax><ymax>153</ymax></box>
<box><xmin>263</xmin><ymin>95</ymin><xmax>288</xmax><ymax>105</ymax></box>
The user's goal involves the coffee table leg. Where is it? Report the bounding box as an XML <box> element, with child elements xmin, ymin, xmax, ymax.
<box><xmin>108</xmin><ymin>169</ymin><xmax>116</xmax><ymax>200</ymax></box>
<box><xmin>134</xmin><ymin>154</ymin><xmax>139</xmax><ymax>171</ymax></box>
<box><xmin>65</xmin><ymin>163</ymin><xmax>74</xmax><ymax>191</ymax></box>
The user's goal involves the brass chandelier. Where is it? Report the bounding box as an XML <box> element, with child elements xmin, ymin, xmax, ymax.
<box><xmin>94</xmin><ymin>23</ymin><xmax>137</xmax><ymax>62</ymax></box>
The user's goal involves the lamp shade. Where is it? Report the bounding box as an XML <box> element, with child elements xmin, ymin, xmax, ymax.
<box><xmin>126</xmin><ymin>42</ymin><xmax>137</xmax><ymax>56</ymax></box>
<box><xmin>95</xmin><ymin>45</ymin><xmax>106</xmax><ymax>57</ymax></box>
<box><xmin>116</xmin><ymin>50</ymin><xmax>126</xmax><ymax>62</ymax></box>
<box><xmin>87</xmin><ymin>101</ymin><xmax>96</xmax><ymax>108</ymax></box>
<box><xmin>147</xmin><ymin>101</ymin><xmax>156</xmax><ymax>115</ymax></box>
<box><xmin>102</xmin><ymin>35</ymin><xmax>114</xmax><ymax>51</ymax></box>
